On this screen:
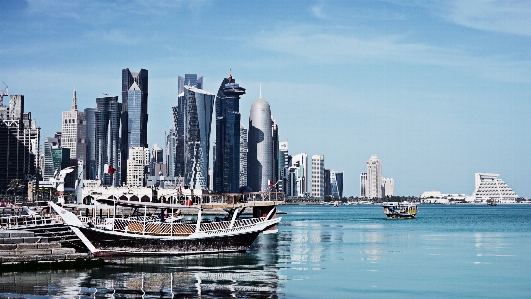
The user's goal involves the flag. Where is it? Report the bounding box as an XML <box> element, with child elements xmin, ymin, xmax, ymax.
<box><xmin>268</xmin><ymin>180</ymin><xmax>275</xmax><ymax>187</ymax></box>
<box><xmin>104</xmin><ymin>164</ymin><xmax>116</xmax><ymax>175</ymax></box>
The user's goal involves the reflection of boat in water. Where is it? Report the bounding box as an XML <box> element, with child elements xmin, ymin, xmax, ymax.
<box><xmin>382</xmin><ymin>202</ymin><xmax>417</xmax><ymax>219</ymax></box>
<box><xmin>49</xmin><ymin>191</ymin><xmax>284</xmax><ymax>256</ymax></box>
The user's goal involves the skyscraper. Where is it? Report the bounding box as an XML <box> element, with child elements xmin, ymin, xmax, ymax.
<box><xmin>61</xmin><ymin>88</ymin><xmax>86</xmax><ymax>184</ymax></box>
<box><xmin>0</xmin><ymin>95</ymin><xmax>40</xmax><ymax>191</ymax></box>
<box><xmin>247</xmin><ymin>89</ymin><xmax>273</xmax><ymax>192</ymax></box>
<box><xmin>95</xmin><ymin>96</ymin><xmax>121</xmax><ymax>186</ymax></box>
<box><xmin>213</xmin><ymin>72</ymin><xmax>246</xmax><ymax>193</ymax></box>
<box><xmin>279</xmin><ymin>141</ymin><xmax>288</xmax><ymax>193</ymax></box>
<box><xmin>291</xmin><ymin>153</ymin><xmax>308</xmax><ymax>197</ymax></box>
<box><xmin>271</xmin><ymin>118</ymin><xmax>279</xmax><ymax>185</ymax></box>
<box><xmin>84</xmin><ymin>107</ymin><xmax>97</xmax><ymax>180</ymax></box>
<box><xmin>61</xmin><ymin>88</ymin><xmax>86</xmax><ymax>160</ymax></box>
<box><xmin>360</xmin><ymin>172</ymin><xmax>367</xmax><ymax>197</ymax></box>
<box><xmin>311</xmin><ymin>155</ymin><xmax>325</xmax><ymax>199</ymax></box>
<box><xmin>174</xmin><ymin>74</ymin><xmax>203</xmax><ymax>178</ymax></box>
<box><xmin>239</xmin><ymin>123</ymin><xmax>248</xmax><ymax>189</ymax></box>
<box><xmin>182</xmin><ymin>86</ymin><xmax>214</xmax><ymax>189</ymax></box>
<box><xmin>366</xmin><ymin>155</ymin><xmax>382</xmax><ymax>198</ymax></box>
<box><xmin>382</xmin><ymin>177</ymin><xmax>394</xmax><ymax>197</ymax></box>
<box><xmin>43</xmin><ymin>137</ymin><xmax>60</xmax><ymax>180</ymax></box>
<box><xmin>121</xmin><ymin>68</ymin><xmax>148</xmax><ymax>185</ymax></box>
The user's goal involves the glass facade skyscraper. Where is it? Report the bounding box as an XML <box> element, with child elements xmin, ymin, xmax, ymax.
<box><xmin>84</xmin><ymin>107</ymin><xmax>97</xmax><ymax>180</ymax></box>
<box><xmin>95</xmin><ymin>96</ymin><xmax>121</xmax><ymax>186</ymax></box>
<box><xmin>214</xmin><ymin>73</ymin><xmax>246</xmax><ymax>193</ymax></box>
<box><xmin>181</xmin><ymin>86</ymin><xmax>214</xmax><ymax>189</ymax></box>
<box><xmin>121</xmin><ymin>68</ymin><xmax>148</xmax><ymax>185</ymax></box>
<box><xmin>174</xmin><ymin>74</ymin><xmax>203</xmax><ymax>179</ymax></box>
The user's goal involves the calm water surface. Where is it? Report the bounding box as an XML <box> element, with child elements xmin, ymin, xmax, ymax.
<box><xmin>1</xmin><ymin>204</ymin><xmax>530</xmax><ymax>298</ymax></box>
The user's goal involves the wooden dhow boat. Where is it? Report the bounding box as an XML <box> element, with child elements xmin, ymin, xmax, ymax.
<box><xmin>382</xmin><ymin>202</ymin><xmax>418</xmax><ymax>219</ymax></box>
<box><xmin>49</xmin><ymin>191</ymin><xmax>284</xmax><ymax>256</ymax></box>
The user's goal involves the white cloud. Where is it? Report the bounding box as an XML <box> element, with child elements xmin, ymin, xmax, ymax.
<box><xmin>251</xmin><ymin>24</ymin><xmax>531</xmax><ymax>83</ymax></box>
<box><xmin>311</xmin><ymin>3</ymin><xmax>327</xmax><ymax>19</ymax></box>
<box><xmin>440</xmin><ymin>0</ymin><xmax>531</xmax><ymax>36</ymax></box>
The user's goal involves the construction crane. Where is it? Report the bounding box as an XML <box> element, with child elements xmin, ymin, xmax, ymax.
<box><xmin>0</xmin><ymin>81</ymin><xmax>7</xmax><ymax>105</ymax></box>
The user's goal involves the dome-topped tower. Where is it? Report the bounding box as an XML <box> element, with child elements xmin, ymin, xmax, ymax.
<box><xmin>247</xmin><ymin>87</ymin><xmax>273</xmax><ymax>192</ymax></box>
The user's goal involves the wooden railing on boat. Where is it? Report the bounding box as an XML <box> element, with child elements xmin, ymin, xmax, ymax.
<box><xmin>92</xmin><ymin>217</ymin><xmax>268</xmax><ymax>237</ymax></box>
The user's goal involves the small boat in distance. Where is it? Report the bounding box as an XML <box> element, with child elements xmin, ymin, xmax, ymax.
<box><xmin>382</xmin><ymin>202</ymin><xmax>417</xmax><ymax>219</ymax></box>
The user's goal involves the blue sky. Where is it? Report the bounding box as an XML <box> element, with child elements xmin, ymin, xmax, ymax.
<box><xmin>1</xmin><ymin>0</ymin><xmax>530</xmax><ymax>197</ymax></box>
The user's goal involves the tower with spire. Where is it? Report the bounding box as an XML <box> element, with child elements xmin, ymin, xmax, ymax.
<box><xmin>61</xmin><ymin>87</ymin><xmax>87</xmax><ymax>180</ymax></box>
<box><xmin>247</xmin><ymin>85</ymin><xmax>274</xmax><ymax>192</ymax></box>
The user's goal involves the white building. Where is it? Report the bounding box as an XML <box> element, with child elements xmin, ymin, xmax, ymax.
<box><xmin>248</xmin><ymin>92</ymin><xmax>273</xmax><ymax>192</ymax></box>
<box><xmin>382</xmin><ymin>178</ymin><xmax>394</xmax><ymax>197</ymax></box>
<box><xmin>311</xmin><ymin>155</ymin><xmax>325</xmax><ymax>199</ymax></box>
<box><xmin>471</xmin><ymin>173</ymin><xmax>519</xmax><ymax>203</ymax></box>
<box><xmin>289</xmin><ymin>153</ymin><xmax>308</xmax><ymax>197</ymax></box>
<box><xmin>61</xmin><ymin>87</ymin><xmax>86</xmax><ymax>164</ymax></box>
<box><xmin>366</xmin><ymin>154</ymin><xmax>382</xmax><ymax>198</ymax></box>
<box><xmin>127</xmin><ymin>147</ymin><xmax>149</xmax><ymax>187</ymax></box>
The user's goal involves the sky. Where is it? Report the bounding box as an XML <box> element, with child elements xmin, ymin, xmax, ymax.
<box><xmin>1</xmin><ymin>0</ymin><xmax>530</xmax><ymax>197</ymax></box>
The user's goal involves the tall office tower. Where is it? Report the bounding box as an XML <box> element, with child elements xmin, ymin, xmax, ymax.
<box><xmin>239</xmin><ymin>123</ymin><xmax>248</xmax><ymax>189</ymax></box>
<box><xmin>175</xmin><ymin>74</ymin><xmax>203</xmax><ymax>178</ymax></box>
<box><xmin>291</xmin><ymin>153</ymin><xmax>308</xmax><ymax>197</ymax></box>
<box><xmin>366</xmin><ymin>155</ymin><xmax>382</xmax><ymax>198</ymax></box>
<box><xmin>271</xmin><ymin>117</ymin><xmax>279</xmax><ymax>185</ymax></box>
<box><xmin>382</xmin><ymin>178</ymin><xmax>394</xmax><ymax>197</ymax></box>
<box><xmin>331</xmin><ymin>171</ymin><xmax>339</xmax><ymax>197</ymax></box>
<box><xmin>0</xmin><ymin>95</ymin><xmax>40</xmax><ymax>192</ymax></box>
<box><xmin>335</xmin><ymin>171</ymin><xmax>344</xmax><ymax>198</ymax></box>
<box><xmin>360</xmin><ymin>172</ymin><xmax>367</xmax><ymax>197</ymax></box>
<box><xmin>248</xmin><ymin>90</ymin><xmax>273</xmax><ymax>192</ymax></box>
<box><xmin>61</xmin><ymin>88</ymin><xmax>86</xmax><ymax>162</ymax></box>
<box><xmin>324</xmin><ymin>169</ymin><xmax>331</xmax><ymax>196</ymax></box>
<box><xmin>84</xmin><ymin>108</ymin><xmax>97</xmax><ymax>180</ymax></box>
<box><xmin>278</xmin><ymin>141</ymin><xmax>288</xmax><ymax>192</ymax></box>
<box><xmin>61</xmin><ymin>88</ymin><xmax>86</xmax><ymax>187</ymax></box>
<box><xmin>181</xmin><ymin>86</ymin><xmax>214</xmax><ymax>189</ymax></box>
<box><xmin>127</xmin><ymin>146</ymin><xmax>149</xmax><ymax>187</ymax></box>
<box><xmin>121</xmin><ymin>68</ymin><xmax>148</xmax><ymax>185</ymax></box>
<box><xmin>166</xmin><ymin>128</ymin><xmax>176</xmax><ymax>178</ymax></box>
<box><xmin>311</xmin><ymin>155</ymin><xmax>325</xmax><ymax>199</ymax></box>
<box><xmin>95</xmin><ymin>96</ymin><xmax>121</xmax><ymax>186</ymax></box>
<box><xmin>43</xmin><ymin>137</ymin><xmax>60</xmax><ymax>180</ymax></box>
<box><xmin>213</xmin><ymin>72</ymin><xmax>246</xmax><ymax>193</ymax></box>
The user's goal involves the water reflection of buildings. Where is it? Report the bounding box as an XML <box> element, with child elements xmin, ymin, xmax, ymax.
<box><xmin>0</xmin><ymin>235</ymin><xmax>280</xmax><ymax>298</ymax></box>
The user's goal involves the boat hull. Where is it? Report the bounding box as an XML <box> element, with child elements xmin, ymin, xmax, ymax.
<box><xmin>385</xmin><ymin>213</ymin><xmax>416</xmax><ymax>219</ymax></box>
<box><xmin>77</xmin><ymin>226</ymin><xmax>262</xmax><ymax>256</ymax></box>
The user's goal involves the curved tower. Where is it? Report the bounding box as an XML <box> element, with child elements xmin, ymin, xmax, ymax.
<box><xmin>214</xmin><ymin>71</ymin><xmax>246</xmax><ymax>193</ymax></box>
<box><xmin>247</xmin><ymin>90</ymin><xmax>273</xmax><ymax>192</ymax></box>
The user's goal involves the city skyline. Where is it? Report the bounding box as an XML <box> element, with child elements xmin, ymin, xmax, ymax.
<box><xmin>1</xmin><ymin>1</ymin><xmax>530</xmax><ymax>197</ymax></box>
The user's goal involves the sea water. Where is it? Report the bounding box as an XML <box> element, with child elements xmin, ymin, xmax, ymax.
<box><xmin>1</xmin><ymin>204</ymin><xmax>530</xmax><ymax>298</ymax></box>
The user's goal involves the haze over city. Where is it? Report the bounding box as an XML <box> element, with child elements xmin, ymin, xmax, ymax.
<box><xmin>1</xmin><ymin>0</ymin><xmax>529</xmax><ymax>197</ymax></box>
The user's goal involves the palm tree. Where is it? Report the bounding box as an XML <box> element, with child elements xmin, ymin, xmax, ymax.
<box><xmin>7</xmin><ymin>179</ymin><xmax>25</xmax><ymax>203</ymax></box>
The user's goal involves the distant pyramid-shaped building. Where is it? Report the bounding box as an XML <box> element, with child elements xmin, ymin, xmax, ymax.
<box><xmin>471</xmin><ymin>173</ymin><xmax>519</xmax><ymax>203</ymax></box>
